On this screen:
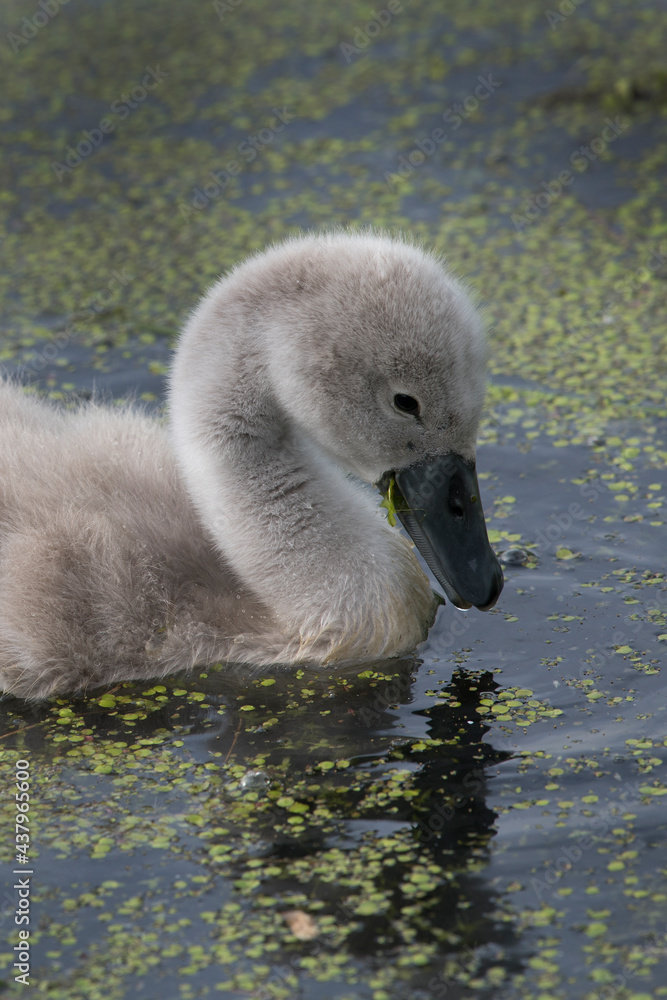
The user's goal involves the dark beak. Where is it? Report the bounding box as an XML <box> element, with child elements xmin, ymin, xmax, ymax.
<box><xmin>378</xmin><ymin>454</ymin><xmax>504</xmax><ymax>611</ymax></box>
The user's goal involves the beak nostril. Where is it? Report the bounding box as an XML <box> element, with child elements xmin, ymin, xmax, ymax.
<box><xmin>448</xmin><ymin>471</ymin><xmax>466</xmax><ymax>519</ymax></box>
<box><xmin>447</xmin><ymin>471</ymin><xmax>466</xmax><ymax>519</ymax></box>
<box><xmin>449</xmin><ymin>496</ymin><xmax>464</xmax><ymax>518</ymax></box>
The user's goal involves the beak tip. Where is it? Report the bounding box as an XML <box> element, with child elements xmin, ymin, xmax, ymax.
<box><xmin>451</xmin><ymin>561</ymin><xmax>504</xmax><ymax>613</ymax></box>
<box><xmin>389</xmin><ymin>455</ymin><xmax>506</xmax><ymax>618</ymax></box>
<box><xmin>476</xmin><ymin>563</ymin><xmax>504</xmax><ymax>611</ymax></box>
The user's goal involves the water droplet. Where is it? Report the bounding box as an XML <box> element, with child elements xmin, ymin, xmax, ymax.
<box><xmin>239</xmin><ymin>770</ymin><xmax>270</xmax><ymax>793</ymax></box>
<box><xmin>500</xmin><ymin>547</ymin><xmax>529</xmax><ymax>566</ymax></box>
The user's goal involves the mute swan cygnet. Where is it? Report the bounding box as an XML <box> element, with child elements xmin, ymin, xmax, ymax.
<box><xmin>0</xmin><ymin>231</ymin><xmax>503</xmax><ymax>699</ymax></box>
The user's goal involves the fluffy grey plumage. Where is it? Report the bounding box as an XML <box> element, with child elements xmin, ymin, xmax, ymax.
<box><xmin>0</xmin><ymin>231</ymin><xmax>494</xmax><ymax>699</ymax></box>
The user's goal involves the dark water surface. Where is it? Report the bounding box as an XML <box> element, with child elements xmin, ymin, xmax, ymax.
<box><xmin>1</xmin><ymin>0</ymin><xmax>666</xmax><ymax>997</ymax></box>
<box><xmin>1</xmin><ymin>414</ymin><xmax>665</xmax><ymax>999</ymax></box>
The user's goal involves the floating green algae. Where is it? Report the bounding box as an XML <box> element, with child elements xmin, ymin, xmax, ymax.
<box><xmin>2</xmin><ymin>0</ymin><xmax>667</xmax><ymax>996</ymax></box>
<box><xmin>0</xmin><ymin>667</ymin><xmax>516</xmax><ymax>997</ymax></box>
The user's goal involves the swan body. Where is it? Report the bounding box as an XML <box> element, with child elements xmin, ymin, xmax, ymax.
<box><xmin>0</xmin><ymin>231</ymin><xmax>502</xmax><ymax>699</ymax></box>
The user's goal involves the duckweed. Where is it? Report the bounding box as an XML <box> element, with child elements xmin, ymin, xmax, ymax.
<box><xmin>1</xmin><ymin>0</ymin><xmax>667</xmax><ymax>994</ymax></box>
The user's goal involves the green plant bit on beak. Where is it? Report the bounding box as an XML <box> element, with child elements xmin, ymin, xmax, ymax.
<box><xmin>379</xmin><ymin>475</ymin><xmax>403</xmax><ymax>527</ymax></box>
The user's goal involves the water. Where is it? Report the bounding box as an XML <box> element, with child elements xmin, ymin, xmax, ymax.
<box><xmin>1</xmin><ymin>410</ymin><xmax>665</xmax><ymax>998</ymax></box>
<box><xmin>1</xmin><ymin>0</ymin><xmax>666</xmax><ymax>997</ymax></box>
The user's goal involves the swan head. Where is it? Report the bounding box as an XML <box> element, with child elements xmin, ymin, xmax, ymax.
<box><xmin>253</xmin><ymin>231</ymin><xmax>504</xmax><ymax>613</ymax></box>
<box><xmin>173</xmin><ymin>230</ymin><xmax>503</xmax><ymax>626</ymax></box>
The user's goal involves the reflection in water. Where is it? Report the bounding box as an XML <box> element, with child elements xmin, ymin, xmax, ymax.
<box><xmin>0</xmin><ymin>661</ymin><xmax>523</xmax><ymax>995</ymax></box>
<box><xmin>196</xmin><ymin>663</ymin><xmax>521</xmax><ymax>988</ymax></box>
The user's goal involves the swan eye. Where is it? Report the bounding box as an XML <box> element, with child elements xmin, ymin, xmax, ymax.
<box><xmin>393</xmin><ymin>394</ymin><xmax>420</xmax><ymax>417</ymax></box>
